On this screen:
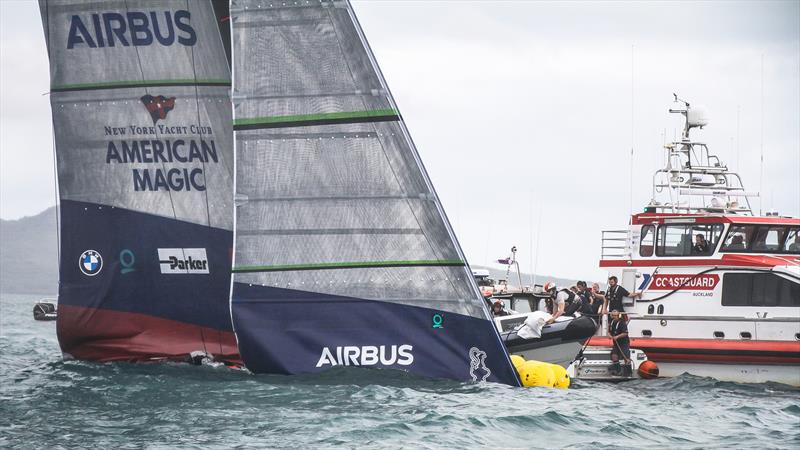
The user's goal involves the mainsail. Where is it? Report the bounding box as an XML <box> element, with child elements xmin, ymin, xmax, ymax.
<box><xmin>40</xmin><ymin>0</ymin><xmax>237</xmax><ymax>361</ymax></box>
<box><xmin>230</xmin><ymin>0</ymin><xmax>519</xmax><ymax>385</ymax></box>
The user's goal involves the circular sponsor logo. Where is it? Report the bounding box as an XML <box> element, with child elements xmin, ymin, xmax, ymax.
<box><xmin>79</xmin><ymin>250</ymin><xmax>103</xmax><ymax>276</ymax></box>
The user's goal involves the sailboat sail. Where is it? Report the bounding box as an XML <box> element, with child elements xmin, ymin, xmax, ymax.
<box><xmin>40</xmin><ymin>0</ymin><xmax>238</xmax><ymax>361</ymax></box>
<box><xmin>230</xmin><ymin>0</ymin><xmax>519</xmax><ymax>385</ymax></box>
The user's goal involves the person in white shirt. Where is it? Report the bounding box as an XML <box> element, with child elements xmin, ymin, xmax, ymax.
<box><xmin>543</xmin><ymin>282</ymin><xmax>569</xmax><ymax>324</ymax></box>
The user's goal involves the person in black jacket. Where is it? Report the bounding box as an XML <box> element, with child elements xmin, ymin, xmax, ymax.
<box><xmin>595</xmin><ymin>276</ymin><xmax>641</xmax><ymax>315</ymax></box>
<box><xmin>609</xmin><ymin>310</ymin><xmax>631</xmax><ymax>376</ymax></box>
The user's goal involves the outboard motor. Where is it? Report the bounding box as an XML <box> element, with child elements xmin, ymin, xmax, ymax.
<box><xmin>33</xmin><ymin>301</ymin><xmax>57</xmax><ymax>321</ymax></box>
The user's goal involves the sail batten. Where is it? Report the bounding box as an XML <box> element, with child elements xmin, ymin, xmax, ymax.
<box><xmin>233</xmin><ymin>109</ymin><xmax>400</xmax><ymax>128</ymax></box>
<box><xmin>230</xmin><ymin>0</ymin><xmax>519</xmax><ymax>385</ymax></box>
<box><xmin>232</xmin><ymin>259</ymin><xmax>466</xmax><ymax>273</ymax></box>
<box><xmin>51</xmin><ymin>79</ymin><xmax>231</xmax><ymax>92</ymax></box>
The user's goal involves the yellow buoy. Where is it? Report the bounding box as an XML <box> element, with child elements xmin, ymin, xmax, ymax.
<box><xmin>518</xmin><ymin>360</ymin><xmax>555</xmax><ymax>388</ymax></box>
<box><xmin>548</xmin><ymin>363</ymin><xmax>571</xmax><ymax>389</ymax></box>
<box><xmin>510</xmin><ymin>354</ymin><xmax>525</xmax><ymax>370</ymax></box>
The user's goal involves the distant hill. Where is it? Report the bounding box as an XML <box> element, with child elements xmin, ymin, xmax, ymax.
<box><xmin>0</xmin><ymin>207</ymin><xmax>58</xmax><ymax>294</ymax></box>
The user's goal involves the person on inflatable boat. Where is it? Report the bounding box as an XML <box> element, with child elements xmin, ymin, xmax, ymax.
<box><xmin>491</xmin><ymin>299</ymin><xmax>511</xmax><ymax>317</ymax></box>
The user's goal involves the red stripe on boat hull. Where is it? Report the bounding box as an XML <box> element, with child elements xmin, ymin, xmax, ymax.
<box><xmin>57</xmin><ymin>305</ymin><xmax>241</xmax><ymax>363</ymax></box>
<box><xmin>588</xmin><ymin>337</ymin><xmax>800</xmax><ymax>365</ymax></box>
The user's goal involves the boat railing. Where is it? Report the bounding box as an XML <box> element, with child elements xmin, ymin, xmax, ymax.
<box><xmin>600</xmin><ymin>230</ymin><xmax>629</xmax><ymax>259</ymax></box>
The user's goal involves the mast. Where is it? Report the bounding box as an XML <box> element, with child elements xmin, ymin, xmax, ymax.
<box><xmin>647</xmin><ymin>95</ymin><xmax>758</xmax><ymax>216</ymax></box>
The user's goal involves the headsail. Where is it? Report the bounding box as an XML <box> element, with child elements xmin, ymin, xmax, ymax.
<box><xmin>230</xmin><ymin>0</ymin><xmax>519</xmax><ymax>385</ymax></box>
<box><xmin>40</xmin><ymin>0</ymin><xmax>237</xmax><ymax>362</ymax></box>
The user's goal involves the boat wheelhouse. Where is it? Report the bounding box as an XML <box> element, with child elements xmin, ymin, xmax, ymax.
<box><xmin>590</xmin><ymin>96</ymin><xmax>800</xmax><ymax>386</ymax></box>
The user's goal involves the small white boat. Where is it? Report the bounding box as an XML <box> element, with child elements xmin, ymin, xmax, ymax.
<box><xmin>568</xmin><ymin>347</ymin><xmax>654</xmax><ymax>382</ymax></box>
<box><xmin>33</xmin><ymin>299</ymin><xmax>57</xmax><ymax>321</ymax></box>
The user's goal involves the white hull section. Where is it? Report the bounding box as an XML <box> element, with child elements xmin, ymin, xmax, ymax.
<box><xmin>510</xmin><ymin>341</ymin><xmax>583</xmax><ymax>368</ymax></box>
<box><xmin>656</xmin><ymin>361</ymin><xmax>800</xmax><ymax>386</ymax></box>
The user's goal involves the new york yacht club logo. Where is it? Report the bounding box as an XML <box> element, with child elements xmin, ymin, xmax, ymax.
<box><xmin>140</xmin><ymin>94</ymin><xmax>176</xmax><ymax>124</ymax></box>
<box><xmin>79</xmin><ymin>250</ymin><xmax>103</xmax><ymax>276</ymax></box>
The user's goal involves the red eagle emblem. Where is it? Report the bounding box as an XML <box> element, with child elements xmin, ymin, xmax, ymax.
<box><xmin>140</xmin><ymin>94</ymin><xmax>176</xmax><ymax>124</ymax></box>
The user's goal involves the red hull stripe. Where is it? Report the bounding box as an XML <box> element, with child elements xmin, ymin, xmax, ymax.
<box><xmin>599</xmin><ymin>253</ymin><xmax>800</xmax><ymax>268</ymax></box>
<box><xmin>57</xmin><ymin>305</ymin><xmax>241</xmax><ymax>363</ymax></box>
<box><xmin>588</xmin><ymin>337</ymin><xmax>800</xmax><ymax>364</ymax></box>
<box><xmin>631</xmin><ymin>213</ymin><xmax>800</xmax><ymax>226</ymax></box>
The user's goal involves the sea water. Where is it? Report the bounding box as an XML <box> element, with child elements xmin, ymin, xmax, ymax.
<box><xmin>1</xmin><ymin>294</ymin><xmax>798</xmax><ymax>449</ymax></box>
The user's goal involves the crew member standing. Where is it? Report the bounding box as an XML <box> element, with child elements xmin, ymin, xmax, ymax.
<box><xmin>596</xmin><ymin>275</ymin><xmax>641</xmax><ymax>315</ymax></box>
<box><xmin>608</xmin><ymin>310</ymin><xmax>632</xmax><ymax>376</ymax></box>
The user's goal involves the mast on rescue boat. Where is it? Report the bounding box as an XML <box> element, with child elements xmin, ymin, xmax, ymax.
<box><xmin>646</xmin><ymin>95</ymin><xmax>759</xmax><ymax>216</ymax></box>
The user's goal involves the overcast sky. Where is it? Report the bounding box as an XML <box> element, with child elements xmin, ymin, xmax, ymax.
<box><xmin>1</xmin><ymin>0</ymin><xmax>798</xmax><ymax>282</ymax></box>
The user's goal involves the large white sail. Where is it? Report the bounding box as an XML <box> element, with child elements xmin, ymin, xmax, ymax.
<box><xmin>230</xmin><ymin>0</ymin><xmax>519</xmax><ymax>384</ymax></box>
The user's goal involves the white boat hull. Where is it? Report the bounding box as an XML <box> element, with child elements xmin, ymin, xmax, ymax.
<box><xmin>511</xmin><ymin>341</ymin><xmax>584</xmax><ymax>368</ymax></box>
<box><xmin>654</xmin><ymin>361</ymin><xmax>800</xmax><ymax>386</ymax></box>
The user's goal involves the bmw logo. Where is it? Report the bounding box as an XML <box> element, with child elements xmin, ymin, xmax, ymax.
<box><xmin>79</xmin><ymin>250</ymin><xmax>103</xmax><ymax>276</ymax></box>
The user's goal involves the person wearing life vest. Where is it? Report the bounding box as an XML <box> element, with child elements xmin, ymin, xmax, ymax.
<box><xmin>491</xmin><ymin>299</ymin><xmax>510</xmax><ymax>317</ymax></box>
<box><xmin>574</xmin><ymin>281</ymin><xmax>595</xmax><ymax>316</ymax></box>
<box><xmin>594</xmin><ymin>276</ymin><xmax>641</xmax><ymax>316</ymax></box>
<box><xmin>543</xmin><ymin>282</ymin><xmax>569</xmax><ymax>324</ymax></box>
<box><xmin>608</xmin><ymin>310</ymin><xmax>632</xmax><ymax>376</ymax></box>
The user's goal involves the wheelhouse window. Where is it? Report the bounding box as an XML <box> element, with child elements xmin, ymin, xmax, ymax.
<box><xmin>656</xmin><ymin>223</ymin><xmax>723</xmax><ymax>257</ymax></box>
<box><xmin>721</xmin><ymin>225</ymin><xmax>799</xmax><ymax>254</ymax></box>
<box><xmin>783</xmin><ymin>228</ymin><xmax>800</xmax><ymax>254</ymax></box>
<box><xmin>640</xmin><ymin>225</ymin><xmax>655</xmax><ymax>257</ymax></box>
<box><xmin>722</xmin><ymin>273</ymin><xmax>800</xmax><ymax>307</ymax></box>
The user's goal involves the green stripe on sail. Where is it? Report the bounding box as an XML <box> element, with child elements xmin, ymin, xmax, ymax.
<box><xmin>233</xmin><ymin>109</ymin><xmax>400</xmax><ymax>127</ymax></box>
<box><xmin>51</xmin><ymin>78</ymin><xmax>231</xmax><ymax>91</ymax></box>
<box><xmin>232</xmin><ymin>259</ymin><xmax>464</xmax><ymax>273</ymax></box>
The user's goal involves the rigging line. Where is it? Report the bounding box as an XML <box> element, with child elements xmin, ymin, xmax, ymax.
<box><xmin>44</xmin><ymin>2</ymin><xmax>61</xmax><ymax>271</ymax></box>
<box><xmin>347</xmin><ymin>2</ymin><xmax>485</xmax><ymax>313</ymax></box>
<box><xmin>187</xmin><ymin>0</ymin><xmax>213</xmax><ymax>229</ymax></box>
<box><xmin>123</xmin><ymin>0</ymin><xmax>180</xmax><ymax>225</ymax></box>
<box><xmin>186</xmin><ymin>0</ymin><xmax>214</xmax><ymax>355</ymax></box>
<box><xmin>326</xmin><ymin>6</ymin><xmax>466</xmax><ymax>302</ymax></box>
<box><xmin>124</xmin><ymin>0</ymin><xmax>205</xmax><ymax>355</ymax></box>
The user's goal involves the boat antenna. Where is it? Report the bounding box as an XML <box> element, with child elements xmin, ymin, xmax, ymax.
<box><xmin>759</xmin><ymin>53</ymin><xmax>764</xmax><ymax>216</ymax></box>
<box><xmin>528</xmin><ymin>192</ymin><xmax>534</xmax><ymax>287</ymax></box>
<box><xmin>533</xmin><ymin>209</ymin><xmax>542</xmax><ymax>288</ymax></box>
<box><xmin>736</xmin><ymin>104</ymin><xmax>741</xmax><ymax>171</ymax></box>
<box><xmin>629</xmin><ymin>44</ymin><xmax>634</xmax><ymax>218</ymax></box>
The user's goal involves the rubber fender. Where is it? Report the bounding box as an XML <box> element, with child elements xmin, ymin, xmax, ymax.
<box><xmin>519</xmin><ymin>360</ymin><xmax>555</xmax><ymax>388</ymax></box>
<box><xmin>638</xmin><ymin>360</ymin><xmax>660</xmax><ymax>379</ymax></box>
<box><xmin>548</xmin><ymin>363</ymin><xmax>571</xmax><ymax>389</ymax></box>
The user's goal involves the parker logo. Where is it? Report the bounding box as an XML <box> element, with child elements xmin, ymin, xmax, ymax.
<box><xmin>158</xmin><ymin>248</ymin><xmax>209</xmax><ymax>274</ymax></box>
<box><xmin>648</xmin><ymin>274</ymin><xmax>720</xmax><ymax>291</ymax></box>
<box><xmin>316</xmin><ymin>345</ymin><xmax>413</xmax><ymax>368</ymax></box>
<box><xmin>141</xmin><ymin>95</ymin><xmax>176</xmax><ymax>124</ymax></box>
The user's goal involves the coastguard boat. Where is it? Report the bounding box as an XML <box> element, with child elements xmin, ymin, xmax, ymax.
<box><xmin>589</xmin><ymin>96</ymin><xmax>800</xmax><ymax>386</ymax></box>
